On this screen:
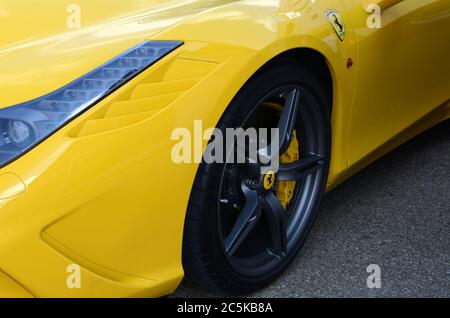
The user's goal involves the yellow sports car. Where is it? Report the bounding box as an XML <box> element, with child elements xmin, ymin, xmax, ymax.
<box><xmin>0</xmin><ymin>0</ymin><xmax>449</xmax><ymax>297</ymax></box>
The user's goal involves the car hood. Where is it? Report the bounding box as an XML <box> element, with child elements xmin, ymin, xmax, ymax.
<box><xmin>0</xmin><ymin>0</ymin><xmax>236</xmax><ymax>107</ymax></box>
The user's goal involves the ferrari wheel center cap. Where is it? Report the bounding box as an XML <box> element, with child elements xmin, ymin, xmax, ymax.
<box><xmin>262</xmin><ymin>171</ymin><xmax>276</xmax><ymax>190</ymax></box>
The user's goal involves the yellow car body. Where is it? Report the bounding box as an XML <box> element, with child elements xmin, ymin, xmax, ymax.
<box><xmin>0</xmin><ymin>0</ymin><xmax>448</xmax><ymax>297</ymax></box>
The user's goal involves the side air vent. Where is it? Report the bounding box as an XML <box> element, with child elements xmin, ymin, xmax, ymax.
<box><xmin>71</xmin><ymin>58</ymin><xmax>219</xmax><ymax>138</ymax></box>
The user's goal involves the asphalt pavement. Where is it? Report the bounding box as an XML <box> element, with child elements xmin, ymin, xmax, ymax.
<box><xmin>173</xmin><ymin>120</ymin><xmax>450</xmax><ymax>298</ymax></box>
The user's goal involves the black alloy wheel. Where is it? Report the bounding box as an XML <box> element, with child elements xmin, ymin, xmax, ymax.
<box><xmin>183</xmin><ymin>60</ymin><xmax>331</xmax><ymax>294</ymax></box>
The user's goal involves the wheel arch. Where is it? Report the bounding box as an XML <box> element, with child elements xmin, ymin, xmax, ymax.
<box><xmin>260</xmin><ymin>48</ymin><xmax>334</xmax><ymax>115</ymax></box>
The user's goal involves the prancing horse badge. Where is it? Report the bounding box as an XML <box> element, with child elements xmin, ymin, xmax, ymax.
<box><xmin>326</xmin><ymin>10</ymin><xmax>345</xmax><ymax>41</ymax></box>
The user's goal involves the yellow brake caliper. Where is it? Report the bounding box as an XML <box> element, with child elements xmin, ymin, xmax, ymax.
<box><xmin>276</xmin><ymin>130</ymin><xmax>299</xmax><ymax>209</ymax></box>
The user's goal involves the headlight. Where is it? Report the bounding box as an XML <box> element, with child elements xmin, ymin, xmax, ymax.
<box><xmin>0</xmin><ymin>40</ymin><xmax>182</xmax><ymax>167</ymax></box>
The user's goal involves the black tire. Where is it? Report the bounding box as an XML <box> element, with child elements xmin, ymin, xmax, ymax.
<box><xmin>182</xmin><ymin>60</ymin><xmax>331</xmax><ymax>294</ymax></box>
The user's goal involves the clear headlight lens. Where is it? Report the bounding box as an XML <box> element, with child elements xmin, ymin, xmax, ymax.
<box><xmin>0</xmin><ymin>40</ymin><xmax>182</xmax><ymax>167</ymax></box>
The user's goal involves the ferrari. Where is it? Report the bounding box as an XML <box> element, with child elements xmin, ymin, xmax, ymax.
<box><xmin>0</xmin><ymin>0</ymin><xmax>449</xmax><ymax>297</ymax></box>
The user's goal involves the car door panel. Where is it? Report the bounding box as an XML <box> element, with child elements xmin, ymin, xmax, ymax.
<box><xmin>342</xmin><ymin>0</ymin><xmax>450</xmax><ymax>165</ymax></box>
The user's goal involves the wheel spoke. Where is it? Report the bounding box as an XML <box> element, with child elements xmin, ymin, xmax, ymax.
<box><xmin>258</xmin><ymin>88</ymin><xmax>301</xmax><ymax>162</ymax></box>
<box><xmin>277</xmin><ymin>88</ymin><xmax>301</xmax><ymax>154</ymax></box>
<box><xmin>262</xmin><ymin>191</ymin><xmax>287</xmax><ymax>256</ymax></box>
<box><xmin>277</xmin><ymin>154</ymin><xmax>323</xmax><ymax>181</ymax></box>
<box><xmin>224</xmin><ymin>182</ymin><xmax>261</xmax><ymax>256</ymax></box>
